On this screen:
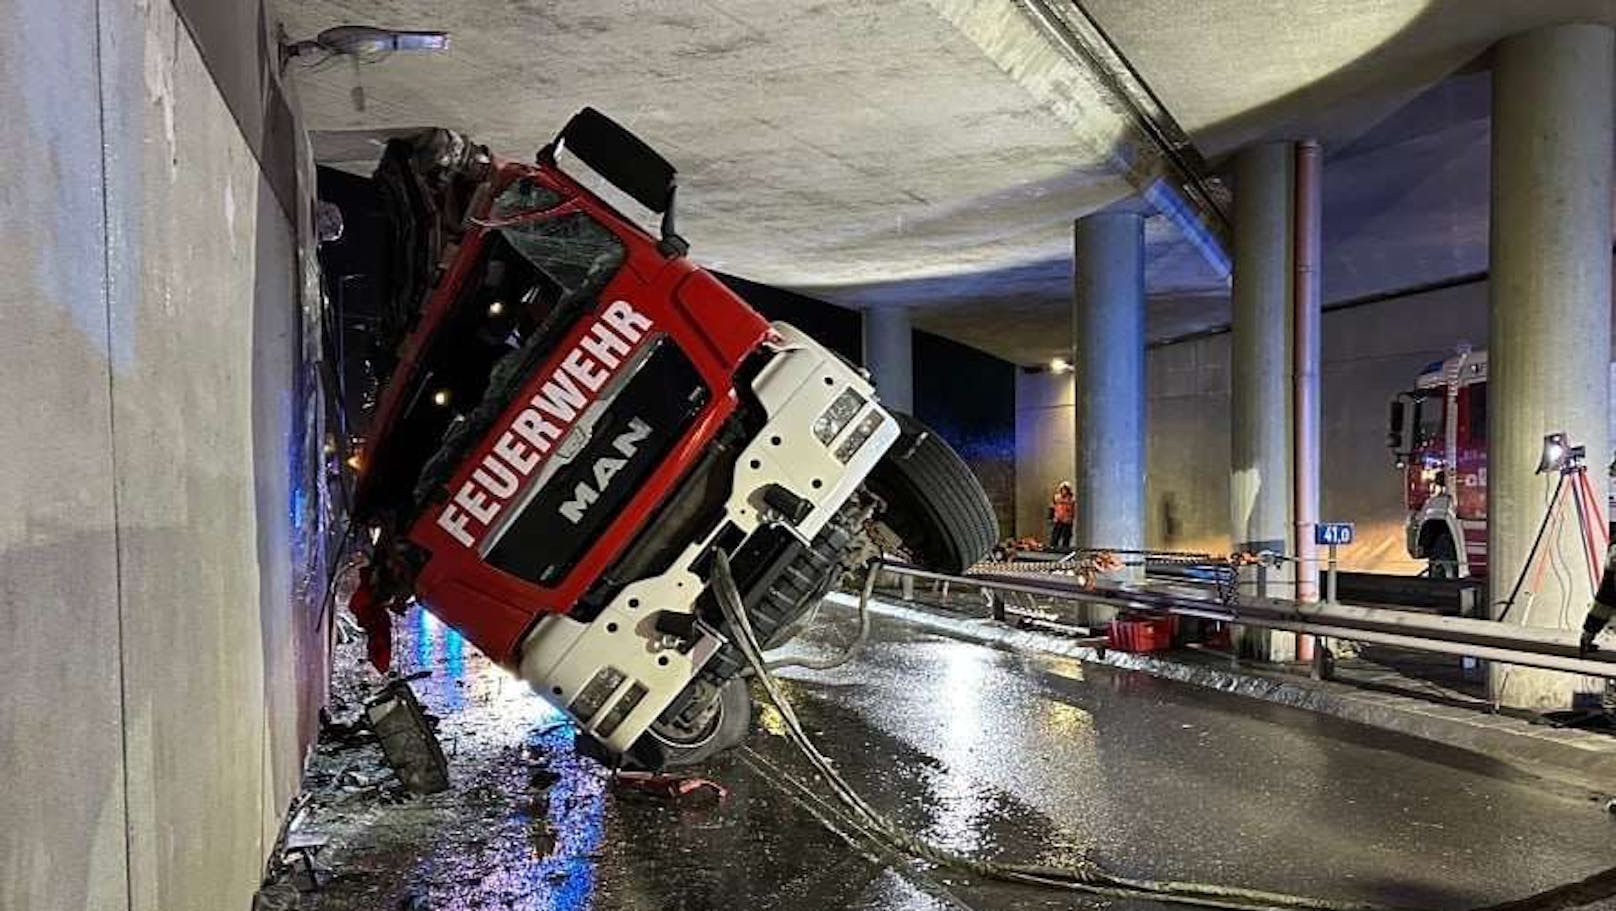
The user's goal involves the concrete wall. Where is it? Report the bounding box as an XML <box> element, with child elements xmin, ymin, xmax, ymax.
<box><xmin>0</xmin><ymin>6</ymin><xmax>128</xmax><ymax>909</ymax></box>
<box><xmin>0</xmin><ymin>2</ymin><xmax>328</xmax><ymax>910</ymax></box>
<box><xmin>1015</xmin><ymin>371</ymin><xmax>1076</xmax><ymax>540</ymax></box>
<box><xmin>1017</xmin><ymin>279</ymin><xmax>1492</xmax><ymax>570</ymax></box>
<box><xmin>1146</xmin><ymin>335</ymin><xmax>1234</xmax><ymax>556</ymax></box>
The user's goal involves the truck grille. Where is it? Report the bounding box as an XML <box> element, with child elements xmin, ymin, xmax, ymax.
<box><xmin>485</xmin><ymin>339</ymin><xmax>709</xmax><ymax>586</ymax></box>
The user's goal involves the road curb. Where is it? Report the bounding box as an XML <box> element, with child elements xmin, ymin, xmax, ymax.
<box><xmin>829</xmin><ymin>593</ymin><xmax>1616</xmax><ymax>793</ymax></box>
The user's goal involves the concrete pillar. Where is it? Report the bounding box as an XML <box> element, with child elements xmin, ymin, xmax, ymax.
<box><xmin>1072</xmin><ymin>212</ymin><xmax>1146</xmax><ymax>590</ymax></box>
<box><xmin>865</xmin><ymin>306</ymin><xmax>914</xmax><ymax>597</ymax></box>
<box><xmin>1231</xmin><ymin>142</ymin><xmax>1297</xmax><ymax>661</ymax></box>
<box><xmin>862</xmin><ymin>306</ymin><xmax>914</xmax><ymax>414</ymax></box>
<box><xmin>1488</xmin><ymin>23</ymin><xmax>1614</xmax><ymax>709</ymax></box>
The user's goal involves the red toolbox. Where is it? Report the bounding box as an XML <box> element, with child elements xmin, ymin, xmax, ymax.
<box><xmin>1107</xmin><ymin>614</ymin><xmax>1175</xmax><ymax>652</ymax></box>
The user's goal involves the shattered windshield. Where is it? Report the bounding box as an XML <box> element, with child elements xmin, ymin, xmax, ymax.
<box><xmin>407</xmin><ymin>212</ymin><xmax>627</xmax><ymax>506</ymax></box>
<box><xmin>499</xmin><ymin>213</ymin><xmax>625</xmax><ymax>300</ymax></box>
<box><xmin>490</xmin><ymin>177</ymin><xmax>563</xmax><ymax>220</ymax></box>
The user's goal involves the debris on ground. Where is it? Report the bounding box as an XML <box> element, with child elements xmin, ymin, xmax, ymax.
<box><xmin>317</xmin><ymin>706</ymin><xmax>374</xmax><ymax>748</ymax></box>
<box><xmin>257</xmin><ymin>609</ymin><xmax>623</xmax><ymax>910</ymax></box>
<box><xmin>528</xmin><ymin>766</ymin><xmax>561</xmax><ymax>791</ymax></box>
<box><xmin>611</xmin><ymin>770</ymin><xmax>729</xmax><ymax>802</ymax></box>
<box><xmin>256</xmin><ymin>604</ymin><xmax>1105</xmax><ymax>910</ymax></box>
<box><xmin>252</xmin><ymin>881</ymin><xmax>301</xmax><ymax>911</ymax></box>
<box><xmin>366</xmin><ymin>680</ymin><xmax>450</xmax><ymax>795</ymax></box>
<box><xmin>281</xmin><ymin>831</ymin><xmax>329</xmax><ymax>891</ymax></box>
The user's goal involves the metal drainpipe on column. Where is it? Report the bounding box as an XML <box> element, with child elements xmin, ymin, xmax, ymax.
<box><xmin>1293</xmin><ymin>139</ymin><xmax>1323</xmax><ymax>666</ymax></box>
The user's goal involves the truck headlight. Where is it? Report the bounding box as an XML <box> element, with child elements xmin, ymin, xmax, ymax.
<box><xmin>834</xmin><ymin>411</ymin><xmax>885</xmax><ymax>463</ymax></box>
<box><xmin>813</xmin><ymin>388</ymin><xmax>866</xmax><ymax>445</ymax></box>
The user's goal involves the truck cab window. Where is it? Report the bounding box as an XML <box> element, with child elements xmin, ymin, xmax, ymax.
<box><xmin>1414</xmin><ymin>397</ymin><xmax>1444</xmax><ymax>448</ymax></box>
<box><xmin>369</xmin><ymin>212</ymin><xmax>627</xmax><ymax>515</ymax></box>
<box><xmin>1465</xmin><ymin>383</ymin><xmax>1487</xmax><ymax>446</ymax></box>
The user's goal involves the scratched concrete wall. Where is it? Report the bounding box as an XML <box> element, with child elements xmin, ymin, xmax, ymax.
<box><xmin>0</xmin><ymin>2</ymin><xmax>326</xmax><ymax>910</ymax></box>
<box><xmin>1016</xmin><ymin>281</ymin><xmax>1494</xmax><ymax>571</ymax></box>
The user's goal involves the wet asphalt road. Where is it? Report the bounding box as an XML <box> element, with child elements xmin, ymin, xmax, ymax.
<box><xmin>289</xmin><ymin>606</ymin><xmax>1616</xmax><ymax>911</ymax></box>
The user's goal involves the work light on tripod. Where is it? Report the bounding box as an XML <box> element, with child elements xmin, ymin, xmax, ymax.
<box><xmin>1504</xmin><ymin>430</ymin><xmax>1608</xmax><ymax>623</ymax></box>
<box><xmin>1536</xmin><ymin>432</ymin><xmax>1585</xmax><ymax>475</ymax></box>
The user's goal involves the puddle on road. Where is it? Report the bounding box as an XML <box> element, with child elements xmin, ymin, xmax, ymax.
<box><xmin>752</xmin><ymin>676</ymin><xmax>1100</xmax><ymax>878</ymax></box>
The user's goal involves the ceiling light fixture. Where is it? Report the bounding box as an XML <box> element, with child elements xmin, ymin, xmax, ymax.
<box><xmin>280</xmin><ymin>24</ymin><xmax>451</xmax><ymax>111</ymax></box>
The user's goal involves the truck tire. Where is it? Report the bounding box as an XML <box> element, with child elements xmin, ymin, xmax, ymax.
<box><xmin>1428</xmin><ymin>532</ymin><xmax>1459</xmax><ymax>579</ymax></box>
<box><xmin>863</xmin><ymin>413</ymin><xmax>997</xmax><ymax>574</ymax></box>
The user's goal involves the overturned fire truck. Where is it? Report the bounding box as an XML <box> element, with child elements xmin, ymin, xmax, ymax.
<box><xmin>338</xmin><ymin>109</ymin><xmax>996</xmax><ymax>770</ymax></box>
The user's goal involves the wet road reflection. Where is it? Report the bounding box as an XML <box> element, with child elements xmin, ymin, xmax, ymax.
<box><xmin>290</xmin><ymin>604</ymin><xmax>1616</xmax><ymax>911</ymax></box>
<box><xmin>924</xmin><ymin>642</ymin><xmax>992</xmax><ymax>855</ymax></box>
<box><xmin>774</xmin><ymin>607</ymin><xmax>1616</xmax><ymax>909</ymax></box>
<box><xmin>297</xmin><ymin>606</ymin><xmax>606</xmax><ymax>911</ymax></box>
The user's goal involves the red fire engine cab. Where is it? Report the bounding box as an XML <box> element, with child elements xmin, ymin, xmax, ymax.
<box><xmin>340</xmin><ymin>110</ymin><xmax>997</xmax><ymax>770</ymax></box>
<box><xmin>1387</xmin><ymin>349</ymin><xmax>1489</xmax><ymax>578</ymax></box>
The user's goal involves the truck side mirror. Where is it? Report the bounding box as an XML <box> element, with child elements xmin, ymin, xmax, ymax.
<box><xmin>1386</xmin><ymin>399</ymin><xmax>1406</xmax><ymax>451</ymax></box>
<box><xmin>540</xmin><ymin>107</ymin><xmax>687</xmax><ymax>256</ymax></box>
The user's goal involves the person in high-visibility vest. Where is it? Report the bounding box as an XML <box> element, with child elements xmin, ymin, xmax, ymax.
<box><xmin>1048</xmin><ymin>481</ymin><xmax>1075</xmax><ymax>552</ymax></box>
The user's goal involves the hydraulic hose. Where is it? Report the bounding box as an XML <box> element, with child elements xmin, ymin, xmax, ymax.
<box><xmin>764</xmin><ymin>564</ymin><xmax>876</xmax><ymax>673</ymax></box>
<box><xmin>710</xmin><ymin>552</ymin><xmax>1395</xmax><ymax>911</ymax></box>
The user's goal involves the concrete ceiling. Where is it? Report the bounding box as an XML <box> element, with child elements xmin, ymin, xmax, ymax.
<box><xmin>276</xmin><ymin>0</ymin><xmax>1616</xmax><ymax>364</ymax></box>
<box><xmin>278</xmin><ymin>0</ymin><xmax>1134</xmax><ymax>300</ymax></box>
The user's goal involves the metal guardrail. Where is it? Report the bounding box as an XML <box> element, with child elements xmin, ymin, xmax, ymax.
<box><xmin>1144</xmin><ymin>561</ymin><xmax>1484</xmax><ymax>615</ymax></box>
<box><xmin>874</xmin><ymin>557</ymin><xmax>1616</xmax><ymax>681</ymax></box>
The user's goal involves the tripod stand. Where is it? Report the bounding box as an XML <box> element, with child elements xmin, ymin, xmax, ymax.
<box><xmin>1498</xmin><ymin>438</ymin><xmax>1609</xmax><ymax>622</ymax></box>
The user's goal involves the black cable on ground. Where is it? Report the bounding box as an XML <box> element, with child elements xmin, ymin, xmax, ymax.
<box><xmin>711</xmin><ymin>552</ymin><xmax>1396</xmax><ymax>911</ymax></box>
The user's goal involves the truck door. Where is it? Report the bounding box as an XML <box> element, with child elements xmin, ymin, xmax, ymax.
<box><xmin>1394</xmin><ymin>392</ymin><xmax>1446</xmax><ymax>512</ymax></box>
<box><xmin>1455</xmin><ymin>381</ymin><xmax>1486</xmax><ymax>521</ymax></box>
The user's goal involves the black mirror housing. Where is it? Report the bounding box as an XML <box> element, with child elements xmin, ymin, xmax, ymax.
<box><xmin>546</xmin><ymin>107</ymin><xmax>676</xmax><ymax>215</ymax></box>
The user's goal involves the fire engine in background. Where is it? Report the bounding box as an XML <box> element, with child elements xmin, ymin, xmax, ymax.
<box><xmin>1388</xmin><ymin>348</ymin><xmax>1614</xmax><ymax>579</ymax></box>
<box><xmin>1387</xmin><ymin>349</ymin><xmax>1489</xmax><ymax>578</ymax></box>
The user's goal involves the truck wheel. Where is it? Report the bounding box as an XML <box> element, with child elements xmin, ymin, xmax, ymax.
<box><xmin>642</xmin><ymin>677</ymin><xmax>751</xmax><ymax>768</ymax></box>
<box><xmin>1428</xmin><ymin>533</ymin><xmax>1460</xmax><ymax>579</ymax></box>
<box><xmin>863</xmin><ymin>413</ymin><xmax>997</xmax><ymax>574</ymax></box>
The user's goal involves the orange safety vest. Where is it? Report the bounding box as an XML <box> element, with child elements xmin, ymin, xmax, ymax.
<box><xmin>1051</xmin><ymin>492</ymin><xmax>1075</xmax><ymax>524</ymax></box>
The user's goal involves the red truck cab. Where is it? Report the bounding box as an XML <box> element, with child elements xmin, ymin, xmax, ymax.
<box><xmin>1388</xmin><ymin>349</ymin><xmax>1488</xmax><ymax>577</ymax></box>
<box><xmin>342</xmin><ymin>111</ymin><xmax>995</xmax><ymax>768</ymax></box>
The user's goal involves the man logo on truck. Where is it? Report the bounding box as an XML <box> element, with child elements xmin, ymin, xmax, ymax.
<box><xmin>559</xmin><ymin>417</ymin><xmax>653</xmax><ymax>524</ymax></box>
<box><xmin>435</xmin><ymin>300</ymin><xmax>654</xmax><ymax>548</ymax></box>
